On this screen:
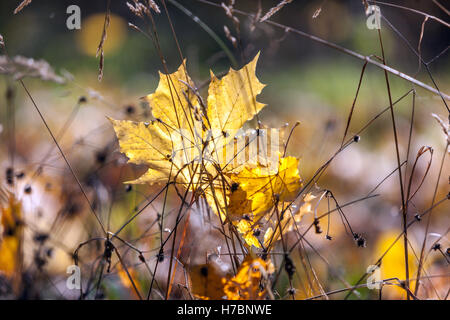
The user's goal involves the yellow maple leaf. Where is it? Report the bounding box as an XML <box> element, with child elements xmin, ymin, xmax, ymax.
<box><xmin>110</xmin><ymin>53</ymin><xmax>265</xmax><ymax>189</ymax></box>
<box><xmin>110</xmin><ymin>54</ymin><xmax>304</xmax><ymax>248</ymax></box>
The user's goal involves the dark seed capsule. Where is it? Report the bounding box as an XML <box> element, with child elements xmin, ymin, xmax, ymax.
<box><xmin>78</xmin><ymin>96</ymin><xmax>87</xmax><ymax>104</ymax></box>
<box><xmin>6</xmin><ymin>87</ymin><xmax>14</xmax><ymax>100</ymax></box>
<box><xmin>5</xmin><ymin>227</ymin><xmax>15</xmax><ymax>237</ymax></box>
<box><xmin>325</xmin><ymin>119</ymin><xmax>336</xmax><ymax>131</ymax></box>
<box><xmin>432</xmin><ymin>243</ymin><xmax>441</xmax><ymax>251</ymax></box>
<box><xmin>261</xmin><ymin>251</ymin><xmax>268</xmax><ymax>261</ymax></box>
<box><xmin>313</xmin><ymin>219</ymin><xmax>322</xmax><ymax>233</ymax></box>
<box><xmin>24</xmin><ymin>185</ymin><xmax>32</xmax><ymax>194</ymax></box>
<box><xmin>16</xmin><ymin>172</ymin><xmax>25</xmax><ymax>179</ymax></box>
<box><xmin>353</xmin><ymin>233</ymin><xmax>366</xmax><ymax>247</ymax></box>
<box><xmin>96</xmin><ymin>151</ymin><xmax>107</xmax><ymax>164</ymax></box>
<box><xmin>284</xmin><ymin>255</ymin><xmax>295</xmax><ymax>278</ymax></box>
<box><xmin>6</xmin><ymin>167</ymin><xmax>13</xmax><ymax>185</ymax></box>
<box><xmin>156</xmin><ymin>249</ymin><xmax>164</xmax><ymax>262</ymax></box>
<box><xmin>200</xmin><ymin>266</ymin><xmax>208</xmax><ymax>277</ymax></box>
<box><xmin>65</xmin><ymin>202</ymin><xmax>81</xmax><ymax>216</ymax></box>
<box><xmin>357</xmin><ymin>237</ymin><xmax>366</xmax><ymax>247</ymax></box>
<box><xmin>34</xmin><ymin>233</ymin><xmax>49</xmax><ymax>243</ymax></box>
<box><xmin>34</xmin><ymin>255</ymin><xmax>46</xmax><ymax>269</ymax></box>
<box><xmin>125</xmin><ymin>105</ymin><xmax>135</xmax><ymax>115</ymax></box>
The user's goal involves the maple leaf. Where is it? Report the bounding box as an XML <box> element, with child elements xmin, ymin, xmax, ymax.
<box><xmin>110</xmin><ymin>53</ymin><xmax>265</xmax><ymax>188</ymax></box>
<box><xmin>189</xmin><ymin>262</ymin><xmax>227</xmax><ymax>300</ymax></box>
<box><xmin>110</xmin><ymin>53</ymin><xmax>304</xmax><ymax>246</ymax></box>
<box><xmin>206</xmin><ymin>155</ymin><xmax>303</xmax><ymax>230</ymax></box>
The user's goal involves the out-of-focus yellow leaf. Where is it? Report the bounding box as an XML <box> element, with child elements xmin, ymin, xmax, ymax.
<box><xmin>77</xmin><ymin>13</ymin><xmax>127</xmax><ymax>56</ymax></box>
<box><xmin>117</xmin><ymin>264</ymin><xmax>142</xmax><ymax>299</ymax></box>
<box><xmin>374</xmin><ymin>230</ymin><xmax>416</xmax><ymax>299</ymax></box>
<box><xmin>189</xmin><ymin>262</ymin><xmax>227</xmax><ymax>300</ymax></box>
<box><xmin>0</xmin><ymin>195</ymin><xmax>22</xmax><ymax>277</ymax></box>
<box><xmin>226</xmin><ymin>186</ymin><xmax>252</xmax><ymax>220</ymax></box>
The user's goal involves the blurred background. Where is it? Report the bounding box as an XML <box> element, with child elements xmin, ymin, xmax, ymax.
<box><xmin>0</xmin><ymin>0</ymin><xmax>448</xmax><ymax>299</ymax></box>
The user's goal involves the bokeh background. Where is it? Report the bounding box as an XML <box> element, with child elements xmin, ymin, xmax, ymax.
<box><xmin>0</xmin><ymin>0</ymin><xmax>449</xmax><ymax>299</ymax></box>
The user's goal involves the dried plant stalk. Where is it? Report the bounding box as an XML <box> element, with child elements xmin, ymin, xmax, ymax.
<box><xmin>14</xmin><ymin>0</ymin><xmax>32</xmax><ymax>14</ymax></box>
<box><xmin>0</xmin><ymin>55</ymin><xmax>65</xmax><ymax>83</ymax></box>
<box><xmin>96</xmin><ymin>0</ymin><xmax>111</xmax><ymax>81</ymax></box>
<box><xmin>260</xmin><ymin>0</ymin><xmax>293</xmax><ymax>22</ymax></box>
